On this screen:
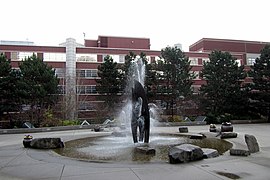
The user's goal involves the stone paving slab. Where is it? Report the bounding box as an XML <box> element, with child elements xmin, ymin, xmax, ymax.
<box><xmin>61</xmin><ymin>168</ymin><xmax>139</xmax><ymax>180</ymax></box>
<box><xmin>0</xmin><ymin>124</ymin><xmax>269</xmax><ymax>180</ymax></box>
<box><xmin>130</xmin><ymin>166</ymin><xmax>219</xmax><ymax>180</ymax></box>
<box><xmin>1</xmin><ymin>163</ymin><xmax>63</xmax><ymax>180</ymax></box>
<box><xmin>194</xmin><ymin>159</ymin><xmax>270</xmax><ymax>180</ymax></box>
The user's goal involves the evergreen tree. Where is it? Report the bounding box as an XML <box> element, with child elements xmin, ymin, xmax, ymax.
<box><xmin>145</xmin><ymin>60</ymin><xmax>158</xmax><ymax>101</ymax></box>
<box><xmin>18</xmin><ymin>54</ymin><xmax>59</xmax><ymax>126</ymax></box>
<box><xmin>96</xmin><ymin>55</ymin><xmax>123</xmax><ymax>108</ymax></box>
<box><xmin>249</xmin><ymin>44</ymin><xmax>270</xmax><ymax>121</ymax></box>
<box><xmin>200</xmin><ymin>50</ymin><xmax>247</xmax><ymax>122</ymax></box>
<box><xmin>0</xmin><ymin>53</ymin><xmax>20</xmax><ymax>126</ymax></box>
<box><xmin>156</xmin><ymin>46</ymin><xmax>195</xmax><ymax>117</ymax></box>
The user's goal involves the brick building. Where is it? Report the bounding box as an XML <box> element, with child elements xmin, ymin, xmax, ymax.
<box><xmin>0</xmin><ymin>36</ymin><xmax>268</xmax><ymax>121</ymax></box>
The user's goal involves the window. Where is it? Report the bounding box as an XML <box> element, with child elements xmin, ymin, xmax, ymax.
<box><xmin>76</xmin><ymin>54</ymin><xmax>97</xmax><ymax>62</ymax></box>
<box><xmin>10</xmin><ymin>52</ymin><xmax>36</xmax><ymax>60</ymax></box>
<box><xmin>77</xmin><ymin>86</ymin><xmax>85</xmax><ymax>94</ymax></box>
<box><xmin>55</xmin><ymin>68</ymin><xmax>65</xmax><ymax>78</ymax></box>
<box><xmin>246</xmin><ymin>53</ymin><xmax>260</xmax><ymax>65</ymax></box>
<box><xmin>77</xmin><ymin>85</ymin><xmax>96</xmax><ymax>94</ymax></box>
<box><xmin>235</xmin><ymin>59</ymin><xmax>242</xmax><ymax>67</ymax></box>
<box><xmin>10</xmin><ymin>52</ymin><xmax>18</xmax><ymax>60</ymax></box>
<box><xmin>202</xmin><ymin>58</ymin><xmax>210</xmax><ymax>63</ymax></box>
<box><xmin>58</xmin><ymin>85</ymin><xmax>65</xmax><ymax>94</ymax></box>
<box><xmin>189</xmin><ymin>57</ymin><xmax>198</xmax><ymax>65</ymax></box>
<box><xmin>119</xmin><ymin>55</ymin><xmax>125</xmax><ymax>63</ymax></box>
<box><xmin>43</xmin><ymin>53</ymin><xmax>66</xmax><ymax>61</ymax></box>
<box><xmin>85</xmin><ymin>86</ymin><xmax>96</xmax><ymax>94</ymax></box>
<box><xmin>18</xmin><ymin>52</ymin><xmax>35</xmax><ymax>60</ymax></box>
<box><xmin>247</xmin><ymin>58</ymin><xmax>256</xmax><ymax>65</ymax></box>
<box><xmin>86</xmin><ymin>69</ymin><xmax>98</xmax><ymax>78</ymax></box>
<box><xmin>77</xmin><ymin>69</ymin><xmax>98</xmax><ymax>78</ymax></box>
<box><xmin>79</xmin><ymin>70</ymin><xmax>85</xmax><ymax>77</ymax></box>
<box><xmin>78</xmin><ymin>101</ymin><xmax>96</xmax><ymax>111</ymax></box>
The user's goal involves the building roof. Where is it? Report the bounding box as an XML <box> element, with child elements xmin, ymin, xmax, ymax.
<box><xmin>0</xmin><ymin>40</ymin><xmax>35</xmax><ymax>46</ymax></box>
<box><xmin>189</xmin><ymin>38</ymin><xmax>269</xmax><ymax>53</ymax></box>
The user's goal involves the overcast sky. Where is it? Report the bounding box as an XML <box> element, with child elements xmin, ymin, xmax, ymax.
<box><xmin>0</xmin><ymin>0</ymin><xmax>269</xmax><ymax>51</ymax></box>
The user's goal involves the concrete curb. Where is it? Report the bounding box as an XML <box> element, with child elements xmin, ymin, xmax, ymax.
<box><xmin>0</xmin><ymin>125</ymin><xmax>95</xmax><ymax>134</ymax></box>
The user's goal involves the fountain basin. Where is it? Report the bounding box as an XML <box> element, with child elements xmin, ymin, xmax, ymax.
<box><xmin>54</xmin><ymin>133</ymin><xmax>232</xmax><ymax>163</ymax></box>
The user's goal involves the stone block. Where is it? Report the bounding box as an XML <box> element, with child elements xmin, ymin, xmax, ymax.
<box><xmin>135</xmin><ymin>147</ymin><xmax>156</xmax><ymax>155</ymax></box>
<box><xmin>190</xmin><ymin>134</ymin><xmax>206</xmax><ymax>139</ymax></box>
<box><xmin>221</xmin><ymin>125</ymin><xmax>233</xmax><ymax>132</ymax></box>
<box><xmin>30</xmin><ymin>138</ymin><xmax>64</xmax><ymax>149</ymax></box>
<box><xmin>220</xmin><ymin>132</ymin><xmax>237</xmax><ymax>139</ymax></box>
<box><xmin>245</xmin><ymin>134</ymin><xmax>260</xmax><ymax>153</ymax></box>
<box><xmin>179</xmin><ymin>126</ymin><xmax>188</xmax><ymax>133</ymax></box>
<box><xmin>202</xmin><ymin>148</ymin><xmax>219</xmax><ymax>158</ymax></box>
<box><xmin>168</xmin><ymin>144</ymin><xmax>204</xmax><ymax>164</ymax></box>
<box><xmin>230</xmin><ymin>149</ymin><xmax>250</xmax><ymax>156</ymax></box>
<box><xmin>221</xmin><ymin>122</ymin><xmax>233</xmax><ymax>132</ymax></box>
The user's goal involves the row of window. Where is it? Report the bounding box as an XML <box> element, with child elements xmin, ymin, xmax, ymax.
<box><xmin>5</xmin><ymin>51</ymin><xmax>159</xmax><ymax>63</ymax></box>
<box><xmin>77</xmin><ymin>69</ymin><xmax>98</xmax><ymax>78</ymax></box>
<box><xmin>3</xmin><ymin>51</ymin><xmax>252</xmax><ymax>66</ymax></box>
<box><xmin>77</xmin><ymin>85</ymin><xmax>96</xmax><ymax>94</ymax></box>
<box><xmin>56</xmin><ymin>69</ymin><xmax>200</xmax><ymax>80</ymax></box>
<box><xmin>55</xmin><ymin>68</ymin><xmax>98</xmax><ymax>78</ymax></box>
<box><xmin>78</xmin><ymin>101</ymin><xmax>96</xmax><ymax>111</ymax></box>
<box><xmin>58</xmin><ymin>85</ymin><xmax>97</xmax><ymax>94</ymax></box>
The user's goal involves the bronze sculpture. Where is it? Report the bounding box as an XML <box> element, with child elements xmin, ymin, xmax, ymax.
<box><xmin>131</xmin><ymin>80</ymin><xmax>150</xmax><ymax>143</ymax></box>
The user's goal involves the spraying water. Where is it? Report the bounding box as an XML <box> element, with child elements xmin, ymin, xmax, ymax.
<box><xmin>116</xmin><ymin>57</ymin><xmax>157</xmax><ymax>140</ymax></box>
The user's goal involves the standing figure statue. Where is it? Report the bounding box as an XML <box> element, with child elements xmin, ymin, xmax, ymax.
<box><xmin>131</xmin><ymin>80</ymin><xmax>150</xmax><ymax>143</ymax></box>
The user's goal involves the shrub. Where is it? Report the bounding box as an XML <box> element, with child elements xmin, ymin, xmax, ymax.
<box><xmin>167</xmin><ymin>115</ymin><xmax>182</xmax><ymax>122</ymax></box>
<box><xmin>40</xmin><ymin>109</ymin><xmax>61</xmax><ymax>127</ymax></box>
<box><xmin>62</xmin><ymin>120</ymin><xmax>80</xmax><ymax>126</ymax></box>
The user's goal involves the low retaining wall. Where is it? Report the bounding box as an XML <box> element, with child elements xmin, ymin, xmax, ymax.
<box><xmin>230</xmin><ymin>119</ymin><xmax>268</xmax><ymax>124</ymax></box>
<box><xmin>0</xmin><ymin>125</ymin><xmax>95</xmax><ymax>134</ymax></box>
<box><xmin>155</xmin><ymin>121</ymin><xmax>207</xmax><ymax>126</ymax></box>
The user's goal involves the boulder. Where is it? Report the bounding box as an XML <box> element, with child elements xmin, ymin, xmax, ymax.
<box><xmin>30</xmin><ymin>138</ymin><xmax>64</xmax><ymax>149</ymax></box>
<box><xmin>94</xmin><ymin>126</ymin><xmax>101</xmax><ymax>132</ymax></box>
<box><xmin>202</xmin><ymin>148</ymin><xmax>219</xmax><ymax>158</ymax></box>
<box><xmin>23</xmin><ymin>139</ymin><xmax>32</xmax><ymax>148</ymax></box>
<box><xmin>221</xmin><ymin>122</ymin><xmax>233</xmax><ymax>132</ymax></box>
<box><xmin>209</xmin><ymin>127</ymin><xmax>217</xmax><ymax>132</ymax></box>
<box><xmin>190</xmin><ymin>134</ymin><xmax>206</xmax><ymax>139</ymax></box>
<box><xmin>209</xmin><ymin>124</ymin><xmax>217</xmax><ymax>132</ymax></box>
<box><xmin>245</xmin><ymin>134</ymin><xmax>260</xmax><ymax>153</ymax></box>
<box><xmin>135</xmin><ymin>147</ymin><xmax>156</xmax><ymax>155</ymax></box>
<box><xmin>23</xmin><ymin>135</ymin><xmax>33</xmax><ymax>148</ymax></box>
<box><xmin>220</xmin><ymin>132</ymin><xmax>237</xmax><ymax>139</ymax></box>
<box><xmin>230</xmin><ymin>149</ymin><xmax>250</xmax><ymax>156</ymax></box>
<box><xmin>179</xmin><ymin>127</ymin><xmax>188</xmax><ymax>133</ymax></box>
<box><xmin>168</xmin><ymin>144</ymin><xmax>204</xmax><ymax>164</ymax></box>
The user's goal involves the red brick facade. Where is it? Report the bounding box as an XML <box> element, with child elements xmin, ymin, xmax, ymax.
<box><xmin>0</xmin><ymin>36</ymin><xmax>269</xmax><ymax>120</ymax></box>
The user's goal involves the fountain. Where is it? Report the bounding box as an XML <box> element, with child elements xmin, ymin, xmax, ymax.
<box><xmin>54</xmin><ymin>57</ymin><xmax>233</xmax><ymax>163</ymax></box>
<box><xmin>117</xmin><ymin>57</ymin><xmax>150</xmax><ymax>143</ymax></box>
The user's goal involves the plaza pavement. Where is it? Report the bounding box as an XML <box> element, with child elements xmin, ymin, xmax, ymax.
<box><xmin>0</xmin><ymin>124</ymin><xmax>270</xmax><ymax>180</ymax></box>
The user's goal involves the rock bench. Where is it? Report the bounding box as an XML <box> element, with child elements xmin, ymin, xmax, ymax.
<box><xmin>23</xmin><ymin>137</ymin><xmax>64</xmax><ymax>149</ymax></box>
<box><xmin>168</xmin><ymin>144</ymin><xmax>219</xmax><ymax>164</ymax></box>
